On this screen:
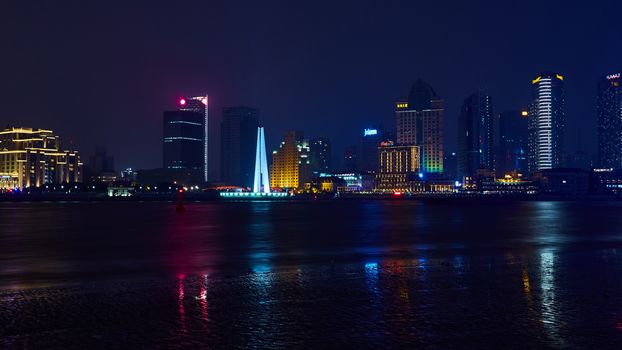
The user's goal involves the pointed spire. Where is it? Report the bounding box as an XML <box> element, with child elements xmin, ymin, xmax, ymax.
<box><xmin>253</xmin><ymin>127</ymin><xmax>270</xmax><ymax>193</ymax></box>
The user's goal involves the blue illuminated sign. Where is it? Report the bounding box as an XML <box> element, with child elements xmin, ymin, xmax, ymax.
<box><xmin>363</xmin><ymin>129</ymin><xmax>378</xmax><ymax>136</ymax></box>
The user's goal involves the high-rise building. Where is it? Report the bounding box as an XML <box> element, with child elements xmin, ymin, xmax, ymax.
<box><xmin>178</xmin><ymin>96</ymin><xmax>209</xmax><ymax>182</ymax></box>
<box><xmin>221</xmin><ymin>106</ymin><xmax>259</xmax><ymax>188</ymax></box>
<box><xmin>597</xmin><ymin>72</ymin><xmax>622</xmax><ymax>169</ymax></box>
<box><xmin>163</xmin><ymin>101</ymin><xmax>205</xmax><ymax>182</ymax></box>
<box><xmin>396</xmin><ymin>79</ymin><xmax>444</xmax><ymax>174</ymax></box>
<box><xmin>295</xmin><ymin>132</ymin><xmax>313</xmax><ymax>185</ymax></box>
<box><xmin>310</xmin><ymin>137</ymin><xmax>331</xmax><ymax>173</ymax></box>
<box><xmin>270</xmin><ymin>132</ymin><xmax>300</xmax><ymax>189</ymax></box>
<box><xmin>528</xmin><ymin>73</ymin><xmax>565</xmax><ymax>173</ymax></box>
<box><xmin>253</xmin><ymin>127</ymin><xmax>270</xmax><ymax>193</ymax></box>
<box><xmin>341</xmin><ymin>145</ymin><xmax>358</xmax><ymax>172</ymax></box>
<box><xmin>0</xmin><ymin>127</ymin><xmax>82</xmax><ymax>189</ymax></box>
<box><xmin>269</xmin><ymin>131</ymin><xmax>314</xmax><ymax>189</ymax></box>
<box><xmin>375</xmin><ymin>144</ymin><xmax>422</xmax><ymax>193</ymax></box>
<box><xmin>359</xmin><ymin>126</ymin><xmax>384</xmax><ymax>173</ymax></box>
<box><xmin>457</xmin><ymin>92</ymin><xmax>494</xmax><ymax>177</ymax></box>
<box><xmin>498</xmin><ymin>110</ymin><xmax>528</xmax><ymax>176</ymax></box>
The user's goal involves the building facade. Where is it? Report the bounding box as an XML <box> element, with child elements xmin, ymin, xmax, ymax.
<box><xmin>457</xmin><ymin>92</ymin><xmax>494</xmax><ymax>177</ymax></box>
<box><xmin>597</xmin><ymin>72</ymin><xmax>622</xmax><ymax>169</ymax></box>
<box><xmin>528</xmin><ymin>73</ymin><xmax>565</xmax><ymax>173</ymax></box>
<box><xmin>0</xmin><ymin>127</ymin><xmax>82</xmax><ymax>189</ymax></box>
<box><xmin>163</xmin><ymin>107</ymin><xmax>205</xmax><ymax>182</ymax></box>
<box><xmin>498</xmin><ymin>110</ymin><xmax>528</xmax><ymax>176</ymax></box>
<box><xmin>375</xmin><ymin>144</ymin><xmax>422</xmax><ymax>193</ymax></box>
<box><xmin>396</xmin><ymin>79</ymin><xmax>444</xmax><ymax>174</ymax></box>
<box><xmin>359</xmin><ymin>126</ymin><xmax>384</xmax><ymax>173</ymax></box>
<box><xmin>179</xmin><ymin>96</ymin><xmax>209</xmax><ymax>182</ymax></box>
<box><xmin>220</xmin><ymin>106</ymin><xmax>259</xmax><ymax>188</ymax></box>
<box><xmin>270</xmin><ymin>132</ymin><xmax>300</xmax><ymax>189</ymax></box>
<box><xmin>310</xmin><ymin>137</ymin><xmax>331</xmax><ymax>174</ymax></box>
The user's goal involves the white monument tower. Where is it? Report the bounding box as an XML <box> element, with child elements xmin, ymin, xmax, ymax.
<box><xmin>253</xmin><ymin>127</ymin><xmax>270</xmax><ymax>193</ymax></box>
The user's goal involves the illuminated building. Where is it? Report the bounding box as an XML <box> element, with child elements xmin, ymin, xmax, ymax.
<box><xmin>270</xmin><ymin>132</ymin><xmax>300</xmax><ymax>189</ymax></box>
<box><xmin>590</xmin><ymin>168</ymin><xmax>622</xmax><ymax>196</ymax></box>
<box><xmin>597</xmin><ymin>72</ymin><xmax>622</xmax><ymax>169</ymax></box>
<box><xmin>318</xmin><ymin>172</ymin><xmax>374</xmax><ymax>192</ymax></box>
<box><xmin>221</xmin><ymin>106</ymin><xmax>259</xmax><ymax>188</ymax></box>
<box><xmin>310</xmin><ymin>137</ymin><xmax>331</xmax><ymax>173</ymax></box>
<box><xmin>498</xmin><ymin>110</ymin><xmax>528</xmax><ymax>177</ymax></box>
<box><xmin>296</xmin><ymin>133</ymin><xmax>313</xmax><ymax>185</ymax></box>
<box><xmin>178</xmin><ymin>96</ymin><xmax>209</xmax><ymax>182</ymax></box>
<box><xmin>0</xmin><ymin>127</ymin><xmax>82</xmax><ymax>189</ymax></box>
<box><xmin>458</xmin><ymin>92</ymin><xmax>494</xmax><ymax>177</ymax></box>
<box><xmin>253</xmin><ymin>127</ymin><xmax>270</xmax><ymax>193</ymax></box>
<box><xmin>375</xmin><ymin>144</ymin><xmax>423</xmax><ymax>193</ymax></box>
<box><xmin>528</xmin><ymin>73</ymin><xmax>565</xmax><ymax>173</ymax></box>
<box><xmin>395</xmin><ymin>79</ymin><xmax>444</xmax><ymax>174</ymax></box>
<box><xmin>478</xmin><ymin>175</ymin><xmax>537</xmax><ymax>195</ymax></box>
<box><xmin>163</xmin><ymin>99</ymin><xmax>205</xmax><ymax>183</ymax></box>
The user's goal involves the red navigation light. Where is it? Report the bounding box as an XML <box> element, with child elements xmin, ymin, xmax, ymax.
<box><xmin>180</xmin><ymin>98</ymin><xmax>186</xmax><ymax>106</ymax></box>
<box><xmin>393</xmin><ymin>191</ymin><xmax>402</xmax><ymax>196</ymax></box>
<box><xmin>179</xmin><ymin>189</ymin><xmax>184</xmax><ymax>193</ymax></box>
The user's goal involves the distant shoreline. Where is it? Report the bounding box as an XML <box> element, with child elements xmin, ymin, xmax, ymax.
<box><xmin>1</xmin><ymin>192</ymin><xmax>620</xmax><ymax>203</ymax></box>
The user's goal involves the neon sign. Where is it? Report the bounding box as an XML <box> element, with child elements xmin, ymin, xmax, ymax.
<box><xmin>364</xmin><ymin>129</ymin><xmax>378</xmax><ymax>136</ymax></box>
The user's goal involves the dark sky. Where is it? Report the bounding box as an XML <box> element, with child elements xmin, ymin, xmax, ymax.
<box><xmin>2</xmin><ymin>0</ymin><xmax>621</xmax><ymax>178</ymax></box>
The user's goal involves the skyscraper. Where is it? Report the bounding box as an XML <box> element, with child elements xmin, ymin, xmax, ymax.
<box><xmin>310</xmin><ymin>137</ymin><xmax>331</xmax><ymax>173</ymax></box>
<box><xmin>221</xmin><ymin>106</ymin><xmax>259</xmax><ymax>188</ymax></box>
<box><xmin>270</xmin><ymin>132</ymin><xmax>299</xmax><ymax>189</ymax></box>
<box><xmin>597</xmin><ymin>72</ymin><xmax>622</xmax><ymax>169</ymax></box>
<box><xmin>528</xmin><ymin>73</ymin><xmax>565</xmax><ymax>173</ymax></box>
<box><xmin>498</xmin><ymin>110</ymin><xmax>528</xmax><ymax>176</ymax></box>
<box><xmin>163</xmin><ymin>101</ymin><xmax>205</xmax><ymax>180</ymax></box>
<box><xmin>253</xmin><ymin>127</ymin><xmax>270</xmax><ymax>193</ymax></box>
<box><xmin>396</xmin><ymin>79</ymin><xmax>444</xmax><ymax>174</ymax></box>
<box><xmin>179</xmin><ymin>96</ymin><xmax>209</xmax><ymax>182</ymax></box>
<box><xmin>457</xmin><ymin>92</ymin><xmax>494</xmax><ymax>177</ymax></box>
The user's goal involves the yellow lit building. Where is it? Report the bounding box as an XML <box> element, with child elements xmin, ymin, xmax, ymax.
<box><xmin>0</xmin><ymin>127</ymin><xmax>83</xmax><ymax>189</ymax></box>
<box><xmin>270</xmin><ymin>132</ymin><xmax>299</xmax><ymax>189</ymax></box>
<box><xmin>375</xmin><ymin>144</ymin><xmax>423</xmax><ymax>193</ymax></box>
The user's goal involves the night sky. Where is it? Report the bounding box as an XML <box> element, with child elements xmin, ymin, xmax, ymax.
<box><xmin>2</xmin><ymin>0</ymin><xmax>621</xmax><ymax>178</ymax></box>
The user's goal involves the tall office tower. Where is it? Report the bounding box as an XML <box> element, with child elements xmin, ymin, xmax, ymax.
<box><xmin>221</xmin><ymin>106</ymin><xmax>259</xmax><ymax>188</ymax></box>
<box><xmin>295</xmin><ymin>132</ymin><xmax>313</xmax><ymax>184</ymax></box>
<box><xmin>395</xmin><ymin>79</ymin><xmax>444</xmax><ymax>174</ymax></box>
<box><xmin>163</xmin><ymin>101</ymin><xmax>205</xmax><ymax>181</ymax></box>
<box><xmin>359</xmin><ymin>126</ymin><xmax>384</xmax><ymax>173</ymax></box>
<box><xmin>0</xmin><ymin>127</ymin><xmax>82</xmax><ymax>189</ymax></box>
<box><xmin>457</xmin><ymin>92</ymin><xmax>494</xmax><ymax>177</ymax></box>
<box><xmin>253</xmin><ymin>127</ymin><xmax>270</xmax><ymax>193</ymax></box>
<box><xmin>178</xmin><ymin>96</ymin><xmax>209</xmax><ymax>182</ymax></box>
<box><xmin>528</xmin><ymin>73</ymin><xmax>565</xmax><ymax>173</ymax></box>
<box><xmin>310</xmin><ymin>137</ymin><xmax>331</xmax><ymax>173</ymax></box>
<box><xmin>498</xmin><ymin>110</ymin><xmax>528</xmax><ymax>176</ymax></box>
<box><xmin>597</xmin><ymin>72</ymin><xmax>622</xmax><ymax>169</ymax></box>
<box><xmin>270</xmin><ymin>132</ymin><xmax>300</xmax><ymax>189</ymax></box>
<box><xmin>341</xmin><ymin>145</ymin><xmax>358</xmax><ymax>172</ymax></box>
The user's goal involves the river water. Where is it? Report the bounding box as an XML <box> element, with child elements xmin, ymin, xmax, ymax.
<box><xmin>2</xmin><ymin>200</ymin><xmax>622</xmax><ymax>348</ymax></box>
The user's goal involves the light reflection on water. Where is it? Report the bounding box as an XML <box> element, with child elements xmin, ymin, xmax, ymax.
<box><xmin>2</xmin><ymin>201</ymin><xmax>622</xmax><ymax>348</ymax></box>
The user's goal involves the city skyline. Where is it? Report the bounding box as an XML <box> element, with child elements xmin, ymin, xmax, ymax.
<box><xmin>2</xmin><ymin>1</ymin><xmax>621</xmax><ymax>174</ymax></box>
